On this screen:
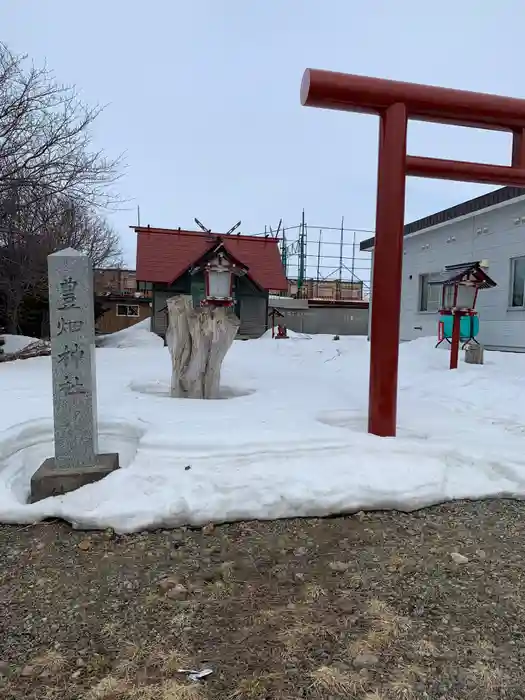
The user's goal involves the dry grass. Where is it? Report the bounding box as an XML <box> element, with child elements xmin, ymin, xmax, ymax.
<box><xmin>346</xmin><ymin>599</ymin><xmax>412</xmax><ymax>658</ymax></box>
<box><xmin>28</xmin><ymin>649</ymin><xmax>68</xmax><ymax>675</ymax></box>
<box><xmin>347</xmin><ymin>598</ymin><xmax>412</xmax><ymax>654</ymax></box>
<box><xmin>84</xmin><ymin>676</ymin><xmax>131</xmax><ymax>700</ymax></box>
<box><xmin>364</xmin><ymin>665</ymin><xmax>425</xmax><ymax>700</ymax></box>
<box><xmin>114</xmin><ymin>643</ymin><xmax>192</xmax><ymax>679</ymax></box>
<box><xmin>3</xmin><ymin>499</ymin><xmax>525</xmax><ymax>699</ymax></box>
<box><xmin>467</xmin><ymin>662</ymin><xmax>505</xmax><ymax>692</ymax></box>
<box><xmin>470</xmin><ymin>636</ymin><xmax>495</xmax><ymax>659</ymax></box>
<box><xmin>100</xmin><ymin>620</ymin><xmax>121</xmax><ymax>639</ymax></box>
<box><xmin>347</xmin><ymin>636</ymin><xmax>375</xmax><ymax>657</ymax></box>
<box><xmin>310</xmin><ymin>665</ymin><xmax>366</xmax><ymax>696</ymax></box>
<box><xmin>388</xmin><ymin>675</ymin><xmax>416</xmax><ymax>699</ymax></box>
<box><xmin>205</xmin><ymin>580</ymin><xmax>232</xmax><ymax>600</ymax></box>
<box><xmin>413</xmin><ymin>638</ymin><xmax>438</xmax><ymax>658</ymax></box>
<box><xmin>84</xmin><ymin>654</ymin><xmax>113</xmax><ymax>677</ymax></box>
<box><xmin>303</xmin><ymin>582</ymin><xmax>327</xmax><ymax>602</ymax></box>
<box><xmin>144</xmin><ymin>591</ymin><xmax>161</xmax><ymax>606</ymax></box>
<box><xmin>388</xmin><ymin>553</ymin><xmax>405</xmax><ymax>570</ymax></box>
<box><xmin>84</xmin><ymin>642</ymin><xmax>202</xmax><ymax>700</ymax></box>
<box><xmin>125</xmin><ymin>680</ymin><xmax>206</xmax><ymax>700</ymax></box>
<box><xmin>171</xmin><ymin>609</ymin><xmax>197</xmax><ymax>633</ymax></box>
<box><xmin>228</xmin><ymin>673</ymin><xmax>282</xmax><ymax>699</ymax></box>
<box><xmin>366</xmin><ymin>598</ymin><xmax>412</xmax><ymax>637</ymax></box>
<box><xmin>251</xmin><ymin>607</ymin><xmax>282</xmax><ymax>625</ymax></box>
<box><xmin>278</xmin><ymin>620</ymin><xmax>333</xmax><ymax>660</ymax></box>
<box><xmin>346</xmin><ymin>572</ymin><xmax>364</xmax><ymax>588</ymax></box>
<box><xmin>84</xmin><ymin>676</ymin><xmax>206</xmax><ymax>700</ymax></box>
<box><xmin>218</xmin><ymin>561</ymin><xmax>235</xmax><ymax>581</ymax></box>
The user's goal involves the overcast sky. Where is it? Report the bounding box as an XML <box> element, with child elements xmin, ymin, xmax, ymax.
<box><xmin>1</xmin><ymin>0</ymin><xmax>523</xmax><ymax>280</ymax></box>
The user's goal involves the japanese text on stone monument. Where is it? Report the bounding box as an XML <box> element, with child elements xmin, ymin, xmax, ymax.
<box><xmin>55</xmin><ymin>275</ymin><xmax>86</xmax><ymax>395</ymax></box>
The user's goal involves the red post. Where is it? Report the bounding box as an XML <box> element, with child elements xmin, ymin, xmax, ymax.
<box><xmin>450</xmin><ymin>312</ymin><xmax>461</xmax><ymax>370</ymax></box>
<box><xmin>300</xmin><ymin>68</ymin><xmax>525</xmax><ymax>437</ymax></box>
<box><xmin>368</xmin><ymin>103</ymin><xmax>408</xmax><ymax>437</ymax></box>
<box><xmin>406</xmin><ymin>155</ymin><xmax>525</xmax><ymax>188</ymax></box>
<box><xmin>512</xmin><ymin>129</ymin><xmax>525</xmax><ymax>167</ymax></box>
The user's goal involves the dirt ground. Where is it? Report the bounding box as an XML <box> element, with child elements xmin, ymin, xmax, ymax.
<box><xmin>1</xmin><ymin>499</ymin><xmax>525</xmax><ymax>700</ymax></box>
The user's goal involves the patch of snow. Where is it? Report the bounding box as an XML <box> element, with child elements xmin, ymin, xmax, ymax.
<box><xmin>1</xmin><ymin>331</ymin><xmax>525</xmax><ymax>532</ymax></box>
<box><xmin>97</xmin><ymin>319</ymin><xmax>163</xmax><ymax>349</ymax></box>
<box><xmin>1</xmin><ymin>334</ymin><xmax>40</xmax><ymax>354</ymax></box>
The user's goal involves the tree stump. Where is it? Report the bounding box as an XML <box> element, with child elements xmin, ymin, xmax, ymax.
<box><xmin>166</xmin><ymin>295</ymin><xmax>240</xmax><ymax>399</ymax></box>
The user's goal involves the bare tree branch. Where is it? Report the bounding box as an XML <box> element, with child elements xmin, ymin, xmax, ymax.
<box><xmin>0</xmin><ymin>42</ymin><xmax>122</xmax><ymax>208</ymax></box>
<box><xmin>0</xmin><ymin>43</ymin><xmax>124</xmax><ymax>333</ymax></box>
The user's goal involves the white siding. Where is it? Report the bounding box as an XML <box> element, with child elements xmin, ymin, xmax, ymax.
<box><xmin>367</xmin><ymin>250</ymin><xmax>374</xmax><ymax>341</ymax></box>
<box><xmin>400</xmin><ymin>198</ymin><xmax>525</xmax><ymax>350</ymax></box>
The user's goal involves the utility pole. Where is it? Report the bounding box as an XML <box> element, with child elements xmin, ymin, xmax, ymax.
<box><xmin>338</xmin><ymin>216</ymin><xmax>344</xmax><ymax>300</ymax></box>
<box><xmin>281</xmin><ymin>222</ymin><xmax>288</xmax><ymax>278</ymax></box>
<box><xmin>351</xmin><ymin>230</ymin><xmax>357</xmax><ymax>297</ymax></box>
<box><xmin>298</xmin><ymin>209</ymin><xmax>306</xmax><ymax>295</ymax></box>
<box><xmin>316</xmin><ymin>230</ymin><xmax>322</xmax><ymax>298</ymax></box>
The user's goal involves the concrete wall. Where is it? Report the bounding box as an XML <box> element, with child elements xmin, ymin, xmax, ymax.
<box><xmin>273</xmin><ymin>304</ymin><xmax>369</xmax><ymax>336</ymax></box>
<box><xmin>400</xmin><ymin>195</ymin><xmax>525</xmax><ymax>350</ymax></box>
<box><xmin>367</xmin><ymin>250</ymin><xmax>374</xmax><ymax>341</ymax></box>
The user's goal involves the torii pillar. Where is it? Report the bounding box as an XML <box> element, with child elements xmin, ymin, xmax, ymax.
<box><xmin>300</xmin><ymin>69</ymin><xmax>525</xmax><ymax>437</ymax></box>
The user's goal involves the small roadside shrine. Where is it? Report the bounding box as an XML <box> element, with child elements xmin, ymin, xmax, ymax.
<box><xmin>268</xmin><ymin>307</ymin><xmax>288</xmax><ymax>339</ymax></box>
<box><xmin>431</xmin><ymin>261</ymin><xmax>497</xmax><ymax>369</ymax></box>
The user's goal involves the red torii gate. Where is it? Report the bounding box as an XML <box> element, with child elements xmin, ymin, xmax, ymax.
<box><xmin>300</xmin><ymin>68</ymin><xmax>525</xmax><ymax>438</ymax></box>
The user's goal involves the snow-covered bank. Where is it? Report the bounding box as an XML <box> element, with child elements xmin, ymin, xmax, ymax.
<box><xmin>1</xmin><ymin>321</ymin><xmax>525</xmax><ymax>532</ymax></box>
<box><xmin>1</xmin><ymin>333</ymin><xmax>40</xmax><ymax>355</ymax></box>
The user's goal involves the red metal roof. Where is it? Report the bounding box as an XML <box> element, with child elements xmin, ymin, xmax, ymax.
<box><xmin>134</xmin><ymin>227</ymin><xmax>288</xmax><ymax>291</ymax></box>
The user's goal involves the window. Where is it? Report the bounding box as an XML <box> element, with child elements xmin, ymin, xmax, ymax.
<box><xmin>116</xmin><ymin>304</ymin><xmax>140</xmax><ymax>317</ymax></box>
<box><xmin>137</xmin><ymin>281</ymin><xmax>153</xmax><ymax>292</ymax></box>
<box><xmin>419</xmin><ymin>273</ymin><xmax>442</xmax><ymax>312</ymax></box>
<box><xmin>510</xmin><ymin>256</ymin><xmax>525</xmax><ymax>307</ymax></box>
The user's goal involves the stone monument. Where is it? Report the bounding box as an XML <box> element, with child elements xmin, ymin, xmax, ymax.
<box><xmin>30</xmin><ymin>248</ymin><xmax>119</xmax><ymax>502</ymax></box>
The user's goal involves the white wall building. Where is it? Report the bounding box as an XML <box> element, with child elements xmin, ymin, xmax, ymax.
<box><xmin>360</xmin><ymin>187</ymin><xmax>525</xmax><ymax>351</ymax></box>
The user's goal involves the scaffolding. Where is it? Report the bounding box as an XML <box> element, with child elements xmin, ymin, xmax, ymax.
<box><xmin>260</xmin><ymin>212</ymin><xmax>373</xmax><ymax>300</ymax></box>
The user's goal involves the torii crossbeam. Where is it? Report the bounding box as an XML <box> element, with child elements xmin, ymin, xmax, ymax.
<box><xmin>300</xmin><ymin>68</ymin><xmax>525</xmax><ymax>437</ymax></box>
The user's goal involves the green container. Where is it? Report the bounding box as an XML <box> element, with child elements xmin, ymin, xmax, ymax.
<box><xmin>440</xmin><ymin>314</ymin><xmax>479</xmax><ymax>340</ymax></box>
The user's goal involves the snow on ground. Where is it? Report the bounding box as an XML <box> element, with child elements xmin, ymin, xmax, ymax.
<box><xmin>96</xmin><ymin>320</ymin><xmax>164</xmax><ymax>349</ymax></box>
<box><xmin>1</xmin><ymin>333</ymin><xmax>40</xmax><ymax>354</ymax></box>
<box><xmin>1</xmin><ymin>319</ymin><xmax>525</xmax><ymax>532</ymax></box>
